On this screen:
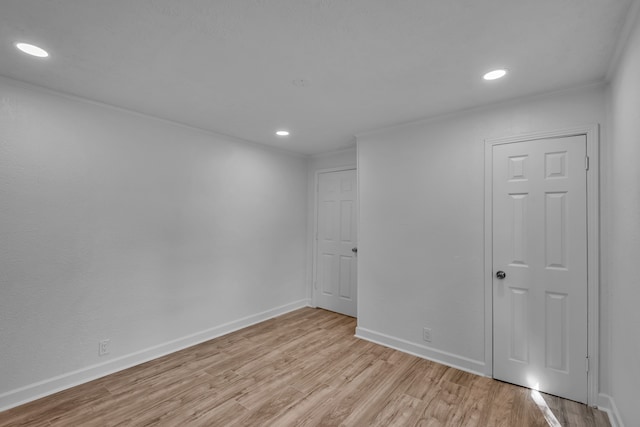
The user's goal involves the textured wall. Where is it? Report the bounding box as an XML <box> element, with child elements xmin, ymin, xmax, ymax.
<box><xmin>606</xmin><ymin>7</ymin><xmax>640</xmax><ymax>426</ymax></box>
<box><xmin>0</xmin><ymin>77</ymin><xmax>308</xmax><ymax>400</ymax></box>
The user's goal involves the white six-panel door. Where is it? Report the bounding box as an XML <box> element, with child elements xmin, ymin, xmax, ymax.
<box><xmin>315</xmin><ymin>169</ymin><xmax>357</xmax><ymax>317</ymax></box>
<box><xmin>492</xmin><ymin>135</ymin><xmax>588</xmax><ymax>403</ymax></box>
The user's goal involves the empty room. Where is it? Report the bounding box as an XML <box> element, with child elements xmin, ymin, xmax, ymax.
<box><xmin>1</xmin><ymin>1</ymin><xmax>639</xmax><ymax>426</ymax></box>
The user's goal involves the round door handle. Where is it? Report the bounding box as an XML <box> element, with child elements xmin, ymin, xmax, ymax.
<box><xmin>352</xmin><ymin>247</ymin><xmax>358</xmax><ymax>253</ymax></box>
<box><xmin>496</xmin><ymin>271</ymin><xmax>506</xmax><ymax>279</ymax></box>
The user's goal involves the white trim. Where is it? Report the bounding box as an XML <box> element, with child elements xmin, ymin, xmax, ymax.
<box><xmin>483</xmin><ymin>140</ymin><xmax>494</xmax><ymax>378</ymax></box>
<box><xmin>0</xmin><ymin>75</ymin><xmax>307</xmax><ymax>159</ymax></box>
<box><xmin>483</xmin><ymin>125</ymin><xmax>600</xmax><ymax>405</ymax></box>
<box><xmin>311</xmin><ymin>166</ymin><xmax>357</xmax><ymax>310</ymax></box>
<box><xmin>355</xmin><ymin>327</ymin><xmax>486</xmax><ymax>376</ymax></box>
<box><xmin>0</xmin><ymin>299</ymin><xmax>310</xmax><ymax>412</ymax></box>
<box><xmin>355</xmin><ymin>82</ymin><xmax>605</xmax><ymax>142</ymax></box>
<box><xmin>585</xmin><ymin>125</ymin><xmax>600</xmax><ymax>408</ymax></box>
<box><xmin>356</xmin><ymin>143</ymin><xmax>361</xmax><ymax>320</ymax></box>
<box><xmin>310</xmin><ymin>146</ymin><xmax>356</xmax><ymax>160</ymax></box>
<box><xmin>598</xmin><ymin>393</ymin><xmax>625</xmax><ymax>427</ymax></box>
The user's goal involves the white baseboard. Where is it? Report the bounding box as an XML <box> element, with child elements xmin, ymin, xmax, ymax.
<box><xmin>598</xmin><ymin>393</ymin><xmax>625</xmax><ymax>427</ymax></box>
<box><xmin>355</xmin><ymin>326</ymin><xmax>486</xmax><ymax>377</ymax></box>
<box><xmin>357</xmin><ymin>328</ymin><xmax>625</xmax><ymax>426</ymax></box>
<box><xmin>0</xmin><ymin>299</ymin><xmax>311</xmax><ymax>412</ymax></box>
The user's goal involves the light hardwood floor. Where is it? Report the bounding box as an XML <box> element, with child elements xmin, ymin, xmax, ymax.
<box><xmin>0</xmin><ymin>307</ymin><xmax>610</xmax><ymax>426</ymax></box>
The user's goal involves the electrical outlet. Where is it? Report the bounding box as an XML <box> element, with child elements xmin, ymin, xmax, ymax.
<box><xmin>99</xmin><ymin>339</ymin><xmax>111</xmax><ymax>356</ymax></box>
<box><xmin>423</xmin><ymin>327</ymin><xmax>432</xmax><ymax>343</ymax></box>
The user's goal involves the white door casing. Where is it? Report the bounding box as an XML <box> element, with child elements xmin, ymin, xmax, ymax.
<box><xmin>314</xmin><ymin>169</ymin><xmax>357</xmax><ymax>317</ymax></box>
<box><xmin>484</xmin><ymin>126</ymin><xmax>600</xmax><ymax>406</ymax></box>
<box><xmin>490</xmin><ymin>134</ymin><xmax>590</xmax><ymax>403</ymax></box>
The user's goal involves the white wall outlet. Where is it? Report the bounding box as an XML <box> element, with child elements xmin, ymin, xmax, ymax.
<box><xmin>423</xmin><ymin>327</ymin><xmax>432</xmax><ymax>343</ymax></box>
<box><xmin>98</xmin><ymin>339</ymin><xmax>111</xmax><ymax>356</ymax></box>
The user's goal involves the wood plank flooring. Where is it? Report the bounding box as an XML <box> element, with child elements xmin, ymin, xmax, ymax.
<box><xmin>0</xmin><ymin>307</ymin><xmax>610</xmax><ymax>426</ymax></box>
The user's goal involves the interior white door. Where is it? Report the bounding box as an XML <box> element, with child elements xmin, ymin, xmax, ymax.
<box><xmin>492</xmin><ymin>135</ymin><xmax>588</xmax><ymax>403</ymax></box>
<box><xmin>315</xmin><ymin>169</ymin><xmax>357</xmax><ymax>317</ymax></box>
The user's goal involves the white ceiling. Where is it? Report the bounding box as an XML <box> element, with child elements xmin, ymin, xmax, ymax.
<box><xmin>0</xmin><ymin>0</ymin><xmax>633</xmax><ymax>155</ymax></box>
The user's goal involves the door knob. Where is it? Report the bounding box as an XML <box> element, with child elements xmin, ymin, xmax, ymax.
<box><xmin>496</xmin><ymin>271</ymin><xmax>506</xmax><ymax>279</ymax></box>
<box><xmin>352</xmin><ymin>247</ymin><xmax>358</xmax><ymax>253</ymax></box>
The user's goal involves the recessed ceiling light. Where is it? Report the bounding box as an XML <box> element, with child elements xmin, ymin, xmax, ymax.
<box><xmin>483</xmin><ymin>69</ymin><xmax>507</xmax><ymax>80</ymax></box>
<box><xmin>15</xmin><ymin>42</ymin><xmax>49</xmax><ymax>58</ymax></box>
<box><xmin>276</xmin><ymin>130</ymin><xmax>290</xmax><ymax>136</ymax></box>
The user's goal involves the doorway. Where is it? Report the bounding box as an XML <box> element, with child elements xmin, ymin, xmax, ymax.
<box><xmin>313</xmin><ymin>168</ymin><xmax>357</xmax><ymax>317</ymax></box>
<box><xmin>484</xmin><ymin>127</ymin><xmax>600</xmax><ymax>405</ymax></box>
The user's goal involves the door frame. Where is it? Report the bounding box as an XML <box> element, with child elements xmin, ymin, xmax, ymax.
<box><xmin>483</xmin><ymin>125</ymin><xmax>600</xmax><ymax>405</ymax></box>
<box><xmin>312</xmin><ymin>166</ymin><xmax>358</xmax><ymax>311</ymax></box>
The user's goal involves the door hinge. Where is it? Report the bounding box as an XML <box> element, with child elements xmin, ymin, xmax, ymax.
<box><xmin>585</xmin><ymin>156</ymin><xmax>590</xmax><ymax>170</ymax></box>
<box><xmin>585</xmin><ymin>357</ymin><xmax>590</xmax><ymax>372</ymax></box>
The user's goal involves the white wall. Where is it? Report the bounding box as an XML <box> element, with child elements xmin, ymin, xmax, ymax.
<box><xmin>605</xmin><ymin>5</ymin><xmax>640</xmax><ymax>426</ymax></box>
<box><xmin>0</xmin><ymin>77</ymin><xmax>308</xmax><ymax>409</ymax></box>
<box><xmin>356</xmin><ymin>85</ymin><xmax>606</xmax><ymax>375</ymax></box>
<box><xmin>305</xmin><ymin>147</ymin><xmax>357</xmax><ymax>300</ymax></box>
